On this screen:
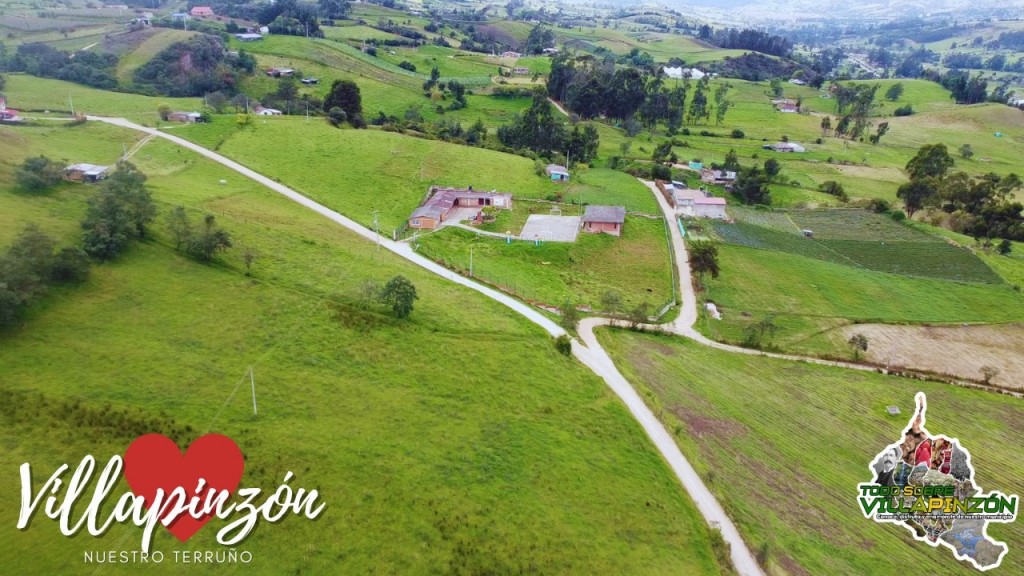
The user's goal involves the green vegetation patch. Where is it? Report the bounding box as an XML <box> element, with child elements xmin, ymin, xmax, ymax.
<box><xmin>820</xmin><ymin>240</ymin><xmax>1003</xmax><ymax>284</ymax></box>
<box><xmin>415</xmin><ymin>218</ymin><xmax>673</xmax><ymax>310</ymax></box>
<box><xmin>0</xmin><ymin>126</ymin><xmax>724</xmax><ymax>575</ymax></box>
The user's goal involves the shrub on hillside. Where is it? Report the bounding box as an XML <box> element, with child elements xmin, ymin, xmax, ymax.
<box><xmin>16</xmin><ymin>156</ymin><xmax>65</xmax><ymax>192</ymax></box>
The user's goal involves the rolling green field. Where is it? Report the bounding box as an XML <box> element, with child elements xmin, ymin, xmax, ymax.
<box><xmin>694</xmin><ymin>241</ymin><xmax>1024</xmax><ymax>357</ymax></box>
<box><xmin>0</xmin><ymin>122</ymin><xmax>727</xmax><ymax>575</ymax></box>
<box><xmin>598</xmin><ymin>329</ymin><xmax>1024</xmax><ymax>576</ymax></box>
<box><xmin>171</xmin><ymin>118</ymin><xmax>659</xmax><ymax>232</ymax></box>
<box><xmin>2</xmin><ymin>74</ymin><xmax>202</xmax><ymax>124</ymax></box>
<box><xmin>415</xmin><ymin>217</ymin><xmax>674</xmax><ymax>311</ymax></box>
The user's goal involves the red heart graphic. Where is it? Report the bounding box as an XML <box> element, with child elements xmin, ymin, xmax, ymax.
<box><xmin>123</xmin><ymin>433</ymin><xmax>245</xmax><ymax>542</ymax></box>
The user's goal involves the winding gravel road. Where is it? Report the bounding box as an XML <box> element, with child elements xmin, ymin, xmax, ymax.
<box><xmin>90</xmin><ymin>116</ymin><xmax>765</xmax><ymax>575</ymax></box>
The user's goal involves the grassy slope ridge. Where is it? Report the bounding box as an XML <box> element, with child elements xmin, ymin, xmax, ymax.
<box><xmin>599</xmin><ymin>329</ymin><xmax>1024</xmax><ymax>576</ymax></box>
<box><xmin>0</xmin><ymin>122</ymin><xmax>724</xmax><ymax>574</ymax></box>
<box><xmin>416</xmin><ymin>217</ymin><xmax>674</xmax><ymax>310</ymax></box>
<box><xmin>174</xmin><ymin>117</ymin><xmax>658</xmax><ymax>232</ymax></box>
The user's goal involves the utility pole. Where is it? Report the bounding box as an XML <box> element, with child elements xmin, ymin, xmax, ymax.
<box><xmin>373</xmin><ymin>210</ymin><xmax>380</xmax><ymax>251</ymax></box>
<box><xmin>69</xmin><ymin>94</ymin><xmax>75</xmax><ymax>117</ymax></box>
<box><xmin>470</xmin><ymin>245</ymin><xmax>474</xmax><ymax>277</ymax></box>
<box><xmin>249</xmin><ymin>367</ymin><xmax>257</xmax><ymax>416</ymax></box>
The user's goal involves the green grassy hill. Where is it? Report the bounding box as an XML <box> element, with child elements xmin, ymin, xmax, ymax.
<box><xmin>0</xmin><ymin>121</ymin><xmax>726</xmax><ymax>575</ymax></box>
<box><xmin>599</xmin><ymin>329</ymin><xmax>1024</xmax><ymax>576</ymax></box>
<box><xmin>172</xmin><ymin>117</ymin><xmax>658</xmax><ymax>232</ymax></box>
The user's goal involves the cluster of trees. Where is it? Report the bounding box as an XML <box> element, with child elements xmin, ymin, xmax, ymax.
<box><xmin>0</xmin><ymin>224</ymin><xmax>91</xmax><ymax>329</ymax></box>
<box><xmin>166</xmin><ymin>208</ymin><xmax>233</xmax><ymax>262</ymax></box>
<box><xmin>548</xmin><ymin>55</ymin><xmax>734</xmax><ymax>129</ymax></box>
<box><xmin>331</xmin><ymin>275</ymin><xmax>419</xmax><ymax>324</ymax></box>
<box><xmin>937</xmin><ymin>72</ymin><xmax>989</xmax><ymax>105</ymax></box>
<box><xmin>818</xmin><ymin>83</ymin><xmax>884</xmax><ymax>142</ymax></box>
<box><xmin>497</xmin><ymin>92</ymin><xmax>599</xmax><ymax>163</ymax></box>
<box><xmin>323</xmin><ymin>80</ymin><xmax>364</xmax><ymax>128</ymax></box>
<box><xmin>709</xmin><ymin>53</ymin><xmax>808</xmax><ymax>83</ymax></box>
<box><xmin>81</xmin><ymin>163</ymin><xmax>156</xmax><ymax>260</ymax></box>
<box><xmin>257</xmin><ymin>0</ymin><xmax>322</xmax><ymax>37</ymax></box>
<box><xmin>1</xmin><ymin>43</ymin><xmax>117</xmax><ymax>90</ymax></box>
<box><xmin>897</xmin><ymin>144</ymin><xmax>1023</xmax><ymax>242</ymax></box>
<box><xmin>700</xmin><ymin>27</ymin><xmax>793</xmax><ymax>58</ymax></box>
<box><xmin>17</xmin><ymin>156</ymin><xmax>66</xmax><ymax>191</ymax></box>
<box><xmin>134</xmin><ymin>35</ymin><xmax>255</xmax><ymax>97</ymax></box>
<box><xmin>372</xmin><ymin>110</ymin><xmax>489</xmax><ymax>146</ymax></box>
<box><xmin>523</xmin><ymin>24</ymin><xmax>555</xmax><ymax>54</ymax></box>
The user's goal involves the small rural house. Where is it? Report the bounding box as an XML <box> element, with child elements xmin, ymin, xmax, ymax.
<box><xmin>512</xmin><ymin>67</ymin><xmax>530</xmax><ymax>75</ymax></box>
<box><xmin>408</xmin><ymin>186</ymin><xmax>512</xmax><ymax>230</ymax></box>
<box><xmin>235</xmin><ymin>33</ymin><xmax>263</xmax><ymax>42</ymax></box>
<box><xmin>789</xmin><ymin>78</ymin><xmax>806</xmax><ymax>85</ymax></box>
<box><xmin>700</xmin><ymin>168</ymin><xmax>736</xmax><ymax>185</ymax></box>
<box><xmin>545</xmin><ymin>164</ymin><xmax>570</xmax><ymax>182</ymax></box>
<box><xmin>265</xmin><ymin>68</ymin><xmax>294</xmax><ymax>78</ymax></box>
<box><xmin>765</xmin><ymin>142</ymin><xmax>806</xmax><ymax>153</ymax></box>
<box><xmin>190</xmin><ymin>6</ymin><xmax>214</xmax><ymax>17</ymax></box>
<box><xmin>64</xmin><ymin>164</ymin><xmax>110</xmax><ymax>183</ymax></box>
<box><xmin>167</xmin><ymin>111</ymin><xmax>202</xmax><ymax>123</ymax></box>
<box><xmin>582</xmin><ymin>205</ymin><xmax>626</xmax><ymax>236</ymax></box>
<box><xmin>542</xmin><ymin>48</ymin><xmax>559</xmax><ymax>55</ymax></box>
<box><xmin>501</xmin><ymin>51</ymin><xmax>522</xmax><ymax>58</ymax></box>
<box><xmin>301</xmin><ymin>77</ymin><xmax>319</xmax><ymax>85</ymax></box>
<box><xmin>693</xmin><ymin>197</ymin><xmax>728</xmax><ymax>219</ymax></box>
<box><xmin>777</xmin><ymin>103</ymin><xmax>798</xmax><ymax>113</ymax></box>
<box><xmin>0</xmin><ymin>98</ymin><xmax>20</xmax><ymax>122</ymax></box>
<box><xmin>688</xmin><ymin>160</ymin><xmax>703</xmax><ymax>170</ymax></box>
<box><xmin>254</xmin><ymin>106</ymin><xmax>282</xmax><ymax>116</ymax></box>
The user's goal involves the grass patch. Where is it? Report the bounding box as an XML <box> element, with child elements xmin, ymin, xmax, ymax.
<box><xmin>598</xmin><ymin>328</ymin><xmax>1024</xmax><ymax>576</ymax></box>
<box><xmin>0</xmin><ymin>125</ymin><xmax>725</xmax><ymax>575</ymax></box>
<box><xmin>415</xmin><ymin>217</ymin><xmax>673</xmax><ymax>310</ymax></box>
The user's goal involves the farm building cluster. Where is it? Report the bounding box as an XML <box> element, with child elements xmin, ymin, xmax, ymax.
<box><xmin>656</xmin><ymin>180</ymin><xmax>728</xmax><ymax>219</ymax></box>
<box><xmin>406</xmin><ymin>185</ymin><xmax>628</xmax><ymax>240</ymax></box>
<box><xmin>408</xmin><ymin>186</ymin><xmax>513</xmax><ymax>230</ymax></box>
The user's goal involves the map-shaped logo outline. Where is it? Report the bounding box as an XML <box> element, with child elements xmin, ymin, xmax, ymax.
<box><xmin>859</xmin><ymin>392</ymin><xmax>1018</xmax><ymax>572</ymax></box>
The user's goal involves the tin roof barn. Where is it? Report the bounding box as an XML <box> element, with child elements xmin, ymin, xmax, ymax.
<box><xmin>64</xmin><ymin>164</ymin><xmax>111</xmax><ymax>183</ymax></box>
<box><xmin>582</xmin><ymin>205</ymin><xmax>626</xmax><ymax>236</ymax></box>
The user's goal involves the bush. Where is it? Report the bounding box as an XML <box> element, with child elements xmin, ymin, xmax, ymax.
<box><xmin>651</xmin><ymin>164</ymin><xmax>672</xmax><ymax>180</ymax></box>
<box><xmin>554</xmin><ymin>334</ymin><xmax>572</xmax><ymax>356</ymax></box>
<box><xmin>50</xmin><ymin>247</ymin><xmax>91</xmax><ymax>283</ymax></box>
<box><xmin>16</xmin><ymin>156</ymin><xmax>65</xmax><ymax>192</ymax></box>
<box><xmin>730</xmin><ymin>129</ymin><xmax>745</xmax><ymax>138</ymax></box>
<box><xmin>890</xmin><ymin>209</ymin><xmax>907</xmax><ymax>222</ymax></box>
<box><xmin>397</xmin><ymin>60</ymin><xmax>416</xmax><ymax>72</ymax></box>
<box><xmin>894</xmin><ymin>105</ymin><xmax>914</xmax><ymax>116</ymax></box>
<box><xmin>867</xmin><ymin>198</ymin><xmax>891</xmax><ymax>213</ymax></box>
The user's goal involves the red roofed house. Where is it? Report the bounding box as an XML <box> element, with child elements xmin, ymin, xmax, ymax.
<box><xmin>408</xmin><ymin>186</ymin><xmax>512</xmax><ymax>230</ymax></box>
<box><xmin>190</xmin><ymin>6</ymin><xmax>214</xmax><ymax>17</ymax></box>
<box><xmin>0</xmin><ymin>98</ymin><xmax>19</xmax><ymax>121</ymax></box>
<box><xmin>582</xmin><ymin>205</ymin><xmax>626</xmax><ymax>236</ymax></box>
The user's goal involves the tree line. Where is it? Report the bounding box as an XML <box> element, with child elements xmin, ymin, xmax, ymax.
<box><xmin>898</xmin><ymin>144</ymin><xmax>1023</xmax><ymax>244</ymax></box>
<box><xmin>547</xmin><ymin>54</ymin><xmax>734</xmax><ymax>131</ymax></box>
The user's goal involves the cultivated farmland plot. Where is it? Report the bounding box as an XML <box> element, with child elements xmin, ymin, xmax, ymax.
<box><xmin>712</xmin><ymin>209</ymin><xmax>1002</xmax><ymax>283</ymax></box>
